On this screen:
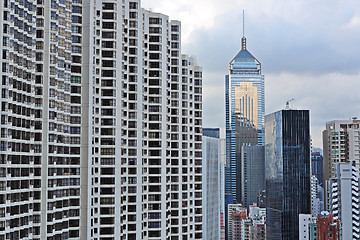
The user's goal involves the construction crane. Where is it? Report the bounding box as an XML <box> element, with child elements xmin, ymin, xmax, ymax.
<box><xmin>285</xmin><ymin>99</ymin><xmax>295</xmax><ymax>110</ymax></box>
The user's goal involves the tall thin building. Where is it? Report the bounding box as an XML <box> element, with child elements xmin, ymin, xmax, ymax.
<box><xmin>203</xmin><ymin>128</ymin><xmax>221</xmax><ymax>240</ymax></box>
<box><xmin>329</xmin><ymin>161</ymin><xmax>360</xmax><ymax>240</ymax></box>
<box><xmin>323</xmin><ymin>119</ymin><xmax>360</xmax><ymax>210</ymax></box>
<box><xmin>225</xmin><ymin>30</ymin><xmax>264</xmax><ymax>239</ymax></box>
<box><xmin>312</xmin><ymin>151</ymin><xmax>324</xmax><ymax>186</ymax></box>
<box><xmin>0</xmin><ymin>0</ymin><xmax>203</xmax><ymax>239</ymax></box>
<box><xmin>225</xmin><ymin>34</ymin><xmax>265</xmax><ymax>202</ymax></box>
<box><xmin>311</xmin><ymin>176</ymin><xmax>324</xmax><ymax>217</ymax></box>
<box><xmin>220</xmin><ymin>129</ymin><xmax>226</xmax><ymax>240</ymax></box>
<box><xmin>265</xmin><ymin>109</ymin><xmax>311</xmax><ymax>239</ymax></box>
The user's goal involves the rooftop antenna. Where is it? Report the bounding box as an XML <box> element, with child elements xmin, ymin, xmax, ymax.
<box><xmin>242</xmin><ymin>10</ymin><xmax>246</xmax><ymax>50</ymax></box>
<box><xmin>243</xmin><ymin>10</ymin><xmax>245</xmax><ymax>37</ymax></box>
<box><xmin>285</xmin><ymin>99</ymin><xmax>295</xmax><ymax>110</ymax></box>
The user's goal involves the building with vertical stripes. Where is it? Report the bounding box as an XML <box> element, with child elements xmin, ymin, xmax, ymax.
<box><xmin>225</xmin><ymin>32</ymin><xmax>264</xmax><ymax>239</ymax></box>
<box><xmin>0</xmin><ymin>0</ymin><xmax>203</xmax><ymax>239</ymax></box>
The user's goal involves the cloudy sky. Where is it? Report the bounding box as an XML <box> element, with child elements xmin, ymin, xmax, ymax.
<box><xmin>142</xmin><ymin>0</ymin><xmax>360</xmax><ymax>148</ymax></box>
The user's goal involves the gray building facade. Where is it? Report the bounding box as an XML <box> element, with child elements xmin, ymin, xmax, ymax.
<box><xmin>241</xmin><ymin>145</ymin><xmax>265</xmax><ymax>208</ymax></box>
<box><xmin>203</xmin><ymin>128</ymin><xmax>221</xmax><ymax>240</ymax></box>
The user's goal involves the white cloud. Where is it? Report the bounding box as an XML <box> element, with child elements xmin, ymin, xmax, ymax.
<box><xmin>141</xmin><ymin>0</ymin><xmax>360</xmax><ymax>149</ymax></box>
<box><xmin>142</xmin><ymin>0</ymin><xmax>243</xmax><ymax>43</ymax></box>
<box><xmin>343</xmin><ymin>15</ymin><xmax>360</xmax><ymax>30</ymax></box>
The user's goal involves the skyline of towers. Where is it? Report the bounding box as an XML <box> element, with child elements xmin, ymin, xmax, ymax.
<box><xmin>0</xmin><ymin>0</ymin><xmax>203</xmax><ymax>239</ymax></box>
<box><xmin>2</xmin><ymin>0</ymin><xmax>357</xmax><ymax>238</ymax></box>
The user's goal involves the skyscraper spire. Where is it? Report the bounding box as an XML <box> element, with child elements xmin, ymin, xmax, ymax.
<box><xmin>243</xmin><ymin>9</ymin><xmax>245</xmax><ymax>37</ymax></box>
<box><xmin>242</xmin><ymin>10</ymin><xmax>246</xmax><ymax>50</ymax></box>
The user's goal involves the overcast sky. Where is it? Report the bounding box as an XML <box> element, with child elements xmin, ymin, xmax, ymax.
<box><xmin>142</xmin><ymin>0</ymin><xmax>360</xmax><ymax>148</ymax></box>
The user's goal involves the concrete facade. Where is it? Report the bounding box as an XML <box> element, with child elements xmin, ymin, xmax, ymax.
<box><xmin>0</xmin><ymin>0</ymin><xmax>203</xmax><ymax>239</ymax></box>
<box><xmin>203</xmin><ymin>128</ymin><xmax>221</xmax><ymax>240</ymax></box>
<box><xmin>329</xmin><ymin>161</ymin><xmax>360</xmax><ymax>239</ymax></box>
<box><xmin>241</xmin><ymin>145</ymin><xmax>265</xmax><ymax>208</ymax></box>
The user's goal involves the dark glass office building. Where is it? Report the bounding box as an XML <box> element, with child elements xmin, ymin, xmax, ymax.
<box><xmin>311</xmin><ymin>152</ymin><xmax>324</xmax><ymax>187</ymax></box>
<box><xmin>265</xmin><ymin>110</ymin><xmax>311</xmax><ymax>239</ymax></box>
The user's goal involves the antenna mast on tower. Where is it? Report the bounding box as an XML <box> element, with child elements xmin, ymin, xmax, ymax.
<box><xmin>242</xmin><ymin>10</ymin><xmax>246</xmax><ymax>50</ymax></box>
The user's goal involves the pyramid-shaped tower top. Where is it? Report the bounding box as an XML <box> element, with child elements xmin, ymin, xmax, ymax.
<box><xmin>229</xmin><ymin>36</ymin><xmax>261</xmax><ymax>74</ymax></box>
<box><xmin>229</xmin><ymin>11</ymin><xmax>261</xmax><ymax>74</ymax></box>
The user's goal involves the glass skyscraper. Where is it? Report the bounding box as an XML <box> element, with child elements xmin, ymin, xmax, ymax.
<box><xmin>225</xmin><ymin>37</ymin><xmax>264</xmax><ymax>201</ymax></box>
<box><xmin>225</xmin><ymin>35</ymin><xmax>264</xmax><ymax>239</ymax></box>
<box><xmin>265</xmin><ymin>110</ymin><xmax>311</xmax><ymax>239</ymax></box>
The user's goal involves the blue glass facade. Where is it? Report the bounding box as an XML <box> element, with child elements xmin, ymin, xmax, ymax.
<box><xmin>225</xmin><ymin>37</ymin><xmax>264</xmax><ymax>239</ymax></box>
<box><xmin>225</xmin><ymin>38</ymin><xmax>264</xmax><ymax>202</ymax></box>
<box><xmin>311</xmin><ymin>152</ymin><xmax>324</xmax><ymax>187</ymax></box>
<box><xmin>265</xmin><ymin>110</ymin><xmax>311</xmax><ymax>240</ymax></box>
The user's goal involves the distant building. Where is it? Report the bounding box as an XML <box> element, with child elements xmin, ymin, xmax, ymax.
<box><xmin>221</xmin><ymin>212</ymin><xmax>226</xmax><ymax>240</ymax></box>
<box><xmin>228</xmin><ymin>204</ymin><xmax>247</xmax><ymax>240</ymax></box>
<box><xmin>311</xmin><ymin>151</ymin><xmax>324</xmax><ymax>187</ymax></box>
<box><xmin>329</xmin><ymin>161</ymin><xmax>360</xmax><ymax>239</ymax></box>
<box><xmin>257</xmin><ymin>190</ymin><xmax>266</xmax><ymax>208</ymax></box>
<box><xmin>311</xmin><ymin>176</ymin><xmax>324</xmax><ymax>217</ymax></box>
<box><xmin>240</xmin><ymin>219</ymin><xmax>252</xmax><ymax>240</ymax></box>
<box><xmin>249</xmin><ymin>204</ymin><xmax>266</xmax><ymax>240</ymax></box>
<box><xmin>249</xmin><ymin>203</ymin><xmax>266</xmax><ymax>224</ymax></box>
<box><xmin>308</xmin><ymin>222</ymin><xmax>317</xmax><ymax>240</ymax></box>
<box><xmin>250</xmin><ymin>222</ymin><xmax>266</xmax><ymax>240</ymax></box>
<box><xmin>323</xmin><ymin>119</ymin><xmax>360</xmax><ymax>180</ymax></box>
<box><xmin>323</xmin><ymin>119</ymin><xmax>360</xmax><ymax>211</ymax></box>
<box><xmin>220</xmin><ymin>129</ymin><xmax>226</xmax><ymax>240</ymax></box>
<box><xmin>299</xmin><ymin>214</ymin><xmax>316</xmax><ymax>240</ymax></box>
<box><xmin>265</xmin><ymin>110</ymin><xmax>311</xmax><ymax>239</ymax></box>
<box><xmin>225</xmin><ymin>32</ymin><xmax>265</xmax><ymax>240</ymax></box>
<box><xmin>203</xmin><ymin>128</ymin><xmax>221</xmax><ymax>240</ymax></box>
<box><xmin>241</xmin><ymin>145</ymin><xmax>265</xmax><ymax>208</ymax></box>
<box><xmin>316</xmin><ymin>212</ymin><xmax>341</xmax><ymax>240</ymax></box>
<box><xmin>227</xmin><ymin>203</ymin><xmax>267</xmax><ymax>240</ymax></box>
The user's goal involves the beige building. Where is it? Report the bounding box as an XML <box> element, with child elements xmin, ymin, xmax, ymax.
<box><xmin>323</xmin><ymin>119</ymin><xmax>360</xmax><ymax>210</ymax></box>
<box><xmin>323</xmin><ymin>119</ymin><xmax>360</xmax><ymax>181</ymax></box>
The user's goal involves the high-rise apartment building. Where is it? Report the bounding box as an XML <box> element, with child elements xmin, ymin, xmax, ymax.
<box><xmin>265</xmin><ymin>110</ymin><xmax>311</xmax><ymax>239</ymax></box>
<box><xmin>329</xmin><ymin>161</ymin><xmax>360</xmax><ymax>240</ymax></box>
<box><xmin>203</xmin><ymin>128</ymin><xmax>221</xmax><ymax>240</ymax></box>
<box><xmin>1</xmin><ymin>0</ymin><xmax>85</xmax><ymax>238</ymax></box>
<box><xmin>227</xmin><ymin>204</ymin><xmax>246</xmax><ymax>240</ymax></box>
<box><xmin>0</xmin><ymin>0</ymin><xmax>203</xmax><ymax>239</ymax></box>
<box><xmin>323</xmin><ymin>119</ymin><xmax>360</xmax><ymax>210</ymax></box>
<box><xmin>312</xmin><ymin>151</ymin><xmax>324</xmax><ymax>186</ymax></box>
<box><xmin>225</xmin><ymin>32</ymin><xmax>264</xmax><ymax>239</ymax></box>
<box><xmin>311</xmin><ymin>175</ymin><xmax>324</xmax><ymax>217</ymax></box>
<box><xmin>323</xmin><ymin>119</ymin><xmax>360</xmax><ymax>181</ymax></box>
